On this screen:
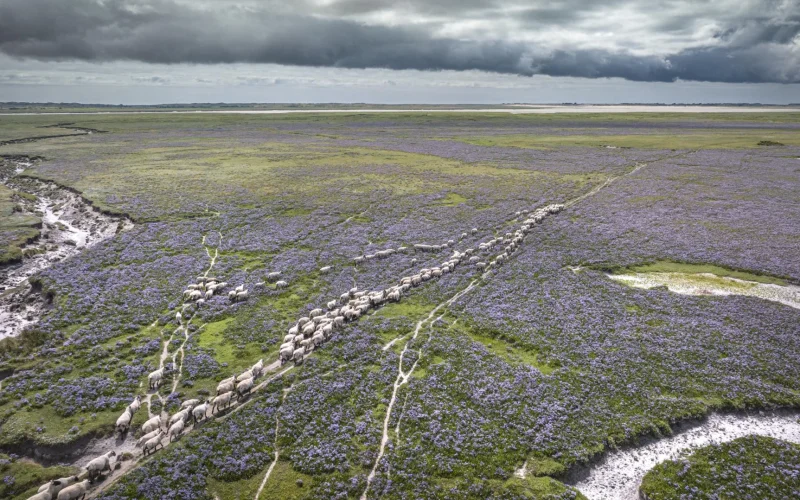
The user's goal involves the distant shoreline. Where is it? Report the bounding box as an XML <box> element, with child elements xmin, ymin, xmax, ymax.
<box><xmin>2</xmin><ymin>104</ymin><xmax>800</xmax><ymax>116</ymax></box>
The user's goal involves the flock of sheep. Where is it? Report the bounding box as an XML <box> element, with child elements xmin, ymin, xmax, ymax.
<box><xmin>25</xmin><ymin>204</ymin><xmax>563</xmax><ymax>499</ymax></box>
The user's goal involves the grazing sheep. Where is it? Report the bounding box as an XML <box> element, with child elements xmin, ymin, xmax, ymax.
<box><xmin>236</xmin><ymin>369</ymin><xmax>253</xmax><ymax>382</ymax></box>
<box><xmin>205</xmin><ymin>290</ymin><xmax>214</xmax><ymax>300</ymax></box>
<box><xmin>212</xmin><ymin>392</ymin><xmax>234</xmax><ymax>412</ymax></box>
<box><xmin>292</xmin><ymin>347</ymin><xmax>305</xmax><ymax>365</ymax></box>
<box><xmin>142</xmin><ymin>431</ymin><xmax>165</xmax><ymax>456</ymax></box>
<box><xmin>136</xmin><ymin>429</ymin><xmax>161</xmax><ymax>447</ymax></box>
<box><xmin>320</xmin><ymin>266</ymin><xmax>332</xmax><ymax>273</ymax></box>
<box><xmin>236</xmin><ymin>377</ymin><xmax>254</xmax><ymax>399</ymax></box>
<box><xmin>275</xmin><ymin>280</ymin><xmax>288</xmax><ymax>289</ymax></box>
<box><xmin>460</xmin><ymin>232</ymin><xmax>468</xmax><ymax>240</ymax></box>
<box><xmin>411</xmin><ymin>258</ymin><xmax>418</xmax><ymax>265</ymax></box>
<box><xmin>192</xmin><ymin>402</ymin><xmax>209</xmax><ymax>423</ymax></box>
<box><xmin>175</xmin><ymin>311</ymin><xmax>182</xmax><ymax>322</ymax></box>
<box><xmin>86</xmin><ymin>451</ymin><xmax>116</xmax><ymax>482</ymax></box>
<box><xmin>266</xmin><ymin>271</ymin><xmax>281</xmax><ymax>282</ymax></box>
<box><xmin>56</xmin><ymin>480</ymin><xmax>91</xmax><ymax>500</ymax></box>
<box><xmin>216</xmin><ymin>379</ymin><xmax>235</xmax><ymax>395</ymax></box>
<box><xmin>142</xmin><ymin>415</ymin><xmax>162</xmax><ymax>434</ymax></box>
<box><xmin>353</xmin><ymin>256</ymin><xmax>364</xmax><ymax>265</ymax></box>
<box><xmin>236</xmin><ymin>290</ymin><xmax>249</xmax><ymax>301</ymax></box>
<box><xmin>148</xmin><ymin>368</ymin><xmax>164</xmax><ymax>390</ymax></box>
<box><xmin>115</xmin><ymin>408</ymin><xmax>132</xmax><ymax>434</ymax></box>
<box><xmin>228</xmin><ymin>290</ymin><xmax>237</xmax><ymax>301</ymax></box>
<box><xmin>309</xmin><ymin>308</ymin><xmax>323</xmax><ymax>317</ymax></box>
<box><xmin>168</xmin><ymin>419</ymin><xmax>185</xmax><ymax>441</ymax></box>
<box><xmin>471</xmin><ymin>228</ymin><xmax>478</xmax><ymax>234</ymax></box>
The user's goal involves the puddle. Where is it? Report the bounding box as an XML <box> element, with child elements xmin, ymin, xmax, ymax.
<box><xmin>608</xmin><ymin>272</ymin><xmax>800</xmax><ymax>310</ymax></box>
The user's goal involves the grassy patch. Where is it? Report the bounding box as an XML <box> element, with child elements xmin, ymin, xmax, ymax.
<box><xmin>207</xmin><ymin>469</ymin><xmax>268</xmax><ymax>500</ymax></box>
<box><xmin>456</xmin><ymin>323</ymin><xmax>559</xmax><ymax>375</ymax></box>
<box><xmin>453</xmin><ymin>130</ymin><xmax>800</xmax><ymax>150</ymax></box>
<box><xmin>0</xmin><ymin>454</ymin><xmax>79</xmax><ymax>500</ymax></box>
<box><xmin>624</xmin><ymin>260</ymin><xmax>788</xmax><ymax>285</ymax></box>
<box><xmin>259</xmin><ymin>460</ymin><xmax>314</xmax><ymax>499</ymax></box>
<box><xmin>0</xmin><ymin>184</ymin><xmax>41</xmax><ymax>265</ymax></box>
<box><xmin>438</xmin><ymin>192</ymin><xmax>468</xmax><ymax>206</ymax></box>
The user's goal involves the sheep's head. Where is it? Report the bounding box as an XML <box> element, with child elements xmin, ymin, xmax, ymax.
<box><xmin>109</xmin><ymin>450</ymin><xmax>117</xmax><ymax>457</ymax></box>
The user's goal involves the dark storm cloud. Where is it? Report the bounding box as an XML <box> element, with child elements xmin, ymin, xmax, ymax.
<box><xmin>0</xmin><ymin>0</ymin><xmax>797</xmax><ymax>83</ymax></box>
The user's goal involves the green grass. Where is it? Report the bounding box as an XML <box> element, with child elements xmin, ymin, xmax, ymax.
<box><xmin>452</xmin><ymin>130</ymin><xmax>800</xmax><ymax>150</ymax></box>
<box><xmin>640</xmin><ymin>435</ymin><xmax>800</xmax><ymax>500</ymax></box>
<box><xmin>624</xmin><ymin>260</ymin><xmax>788</xmax><ymax>285</ymax></box>
<box><xmin>207</xmin><ymin>469</ymin><xmax>269</xmax><ymax>500</ymax></box>
<box><xmin>258</xmin><ymin>460</ymin><xmax>314</xmax><ymax>499</ymax></box>
<box><xmin>0</xmin><ymin>454</ymin><xmax>79</xmax><ymax>500</ymax></box>
<box><xmin>0</xmin><ymin>184</ymin><xmax>41</xmax><ymax>265</ymax></box>
<box><xmin>0</xmin><ymin>404</ymin><xmax>119</xmax><ymax>447</ymax></box>
<box><xmin>455</xmin><ymin>322</ymin><xmax>559</xmax><ymax>375</ymax></box>
<box><xmin>438</xmin><ymin>192</ymin><xmax>468</xmax><ymax>206</ymax></box>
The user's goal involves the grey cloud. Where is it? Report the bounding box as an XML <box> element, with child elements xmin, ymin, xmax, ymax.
<box><xmin>0</xmin><ymin>0</ymin><xmax>797</xmax><ymax>83</ymax></box>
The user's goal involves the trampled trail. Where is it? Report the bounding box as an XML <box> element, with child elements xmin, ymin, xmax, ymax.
<box><xmin>362</xmin><ymin>282</ymin><xmax>475</xmax><ymax>499</ymax></box>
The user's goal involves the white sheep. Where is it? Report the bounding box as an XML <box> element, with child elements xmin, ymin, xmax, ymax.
<box><xmin>205</xmin><ymin>289</ymin><xmax>214</xmax><ymax>300</ymax></box>
<box><xmin>251</xmin><ymin>359</ymin><xmax>264</xmax><ymax>377</ymax></box>
<box><xmin>136</xmin><ymin>429</ymin><xmax>161</xmax><ymax>447</ymax></box>
<box><xmin>115</xmin><ymin>408</ymin><xmax>132</xmax><ymax>434</ymax></box>
<box><xmin>192</xmin><ymin>402</ymin><xmax>209</xmax><ymax>423</ymax></box>
<box><xmin>280</xmin><ymin>345</ymin><xmax>294</xmax><ymax>365</ymax></box>
<box><xmin>228</xmin><ymin>290</ymin><xmax>238</xmax><ymax>301</ymax></box>
<box><xmin>471</xmin><ymin>228</ymin><xmax>478</xmax><ymax>234</ymax></box>
<box><xmin>180</xmin><ymin>398</ymin><xmax>200</xmax><ymax>410</ymax></box>
<box><xmin>312</xmin><ymin>332</ymin><xmax>325</xmax><ymax>346</ymax></box>
<box><xmin>212</xmin><ymin>391</ymin><xmax>234</xmax><ymax>412</ymax></box>
<box><xmin>275</xmin><ymin>280</ymin><xmax>288</xmax><ymax>289</ymax></box>
<box><xmin>175</xmin><ymin>311</ymin><xmax>182</xmax><ymax>323</ymax></box>
<box><xmin>266</xmin><ymin>271</ymin><xmax>281</xmax><ymax>282</ymax></box>
<box><xmin>292</xmin><ymin>347</ymin><xmax>305</xmax><ymax>365</ymax></box>
<box><xmin>236</xmin><ymin>369</ymin><xmax>253</xmax><ymax>382</ymax></box>
<box><xmin>36</xmin><ymin>475</ymin><xmax>79</xmax><ymax>498</ymax></box>
<box><xmin>169</xmin><ymin>409</ymin><xmax>190</xmax><ymax>427</ymax></box>
<box><xmin>236</xmin><ymin>290</ymin><xmax>249</xmax><ymax>301</ymax></box>
<box><xmin>217</xmin><ymin>379</ymin><xmax>235</xmax><ymax>395</ymax></box>
<box><xmin>56</xmin><ymin>480</ymin><xmax>91</xmax><ymax>500</ymax></box>
<box><xmin>309</xmin><ymin>308</ymin><xmax>323</xmax><ymax>317</ymax></box>
<box><xmin>127</xmin><ymin>395</ymin><xmax>141</xmax><ymax>415</ymax></box>
<box><xmin>168</xmin><ymin>418</ymin><xmax>185</xmax><ymax>441</ymax></box>
<box><xmin>320</xmin><ymin>266</ymin><xmax>332</xmax><ymax>273</ymax></box>
<box><xmin>142</xmin><ymin>431</ymin><xmax>165</xmax><ymax>456</ymax></box>
<box><xmin>141</xmin><ymin>415</ymin><xmax>162</xmax><ymax>434</ymax></box>
<box><xmin>148</xmin><ymin>368</ymin><xmax>164</xmax><ymax>390</ymax></box>
<box><xmin>236</xmin><ymin>377</ymin><xmax>254</xmax><ymax>399</ymax></box>
<box><xmin>86</xmin><ymin>451</ymin><xmax>116</xmax><ymax>482</ymax></box>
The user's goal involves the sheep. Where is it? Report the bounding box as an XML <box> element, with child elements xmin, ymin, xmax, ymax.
<box><xmin>280</xmin><ymin>345</ymin><xmax>294</xmax><ymax>365</ymax></box>
<box><xmin>169</xmin><ymin>409</ymin><xmax>190</xmax><ymax>427</ymax></box>
<box><xmin>142</xmin><ymin>431</ymin><xmax>165</xmax><ymax>456</ymax></box>
<box><xmin>476</xmin><ymin>262</ymin><xmax>487</xmax><ymax>270</ymax></box>
<box><xmin>37</xmin><ymin>476</ymin><xmax>79</xmax><ymax>497</ymax></box>
<box><xmin>236</xmin><ymin>377</ymin><xmax>254</xmax><ymax>399</ymax></box>
<box><xmin>460</xmin><ymin>232</ymin><xmax>468</xmax><ymax>240</ymax></box>
<box><xmin>175</xmin><ymin>311</ymin><xmax>182</xmax><ymax>323</ymax></box>
<box><xmin>447</xmin><ymin>239</ymin><xmax>455</xmax><ymax>247</ymax></box>
<box><xmin>411</xmin><ymin>258</ymin><xmax>418</xmax><ymax>265</ymax></box>
<box><xmin>349</xmin><ymin>287</ymin><xmax>358</xmax><ymax>296</ymax></box>
<box><xmin>266</xmin><ymin>271</ymin><xmax>281</xmax><ymax>282</ymax></box>
<box><xmin>312</xmin><ymin>332</ymin><xmax>325</xmax><ymax>347</ymax></box>
<box><xmin>471</xmin><ymin>228</ymin><xmax>478</xmax><ymax>234</ymax></box>
<box><xmin>148</xmin><ymin>368</ymin><xmax>164</xmax><ymax>390</ymax></box>
<box><xmin>192</xmin><ymin>402</ymin><xmax>209</xmax><ymax>423</ymax></box>
<box><xmin>301</xmin><ymin>322</ymin><xmax>315</xmax><ymax>337</ymax></box>
<box><xmin>235</xmin><ymin>284</ymin><xmax>244</xmax><ymax>293</ymax></box>
<box><xmin>212</xmin><ymin>391</ymin><xmax>234</xmax><ymax>412</ymax></box>
<box><xmin>168</xmin><ymin>419</ymin><xmax>185</xmax><ymax>441</ymax></box>
<box><xmin>321</xmin><ymin>323</ymin><xmax>333</xmax><ymax>337</ymax></box>
<box><xmin>189</xmin><ymin>290</ymin><xmax>203</xmax><ymax>301</ymax></box>
<box><xmin>216</xmin><ymin>379</ymin><xmax>235</xmax><ymax>395</ymax></box>
<box><xmin>236</xmin><ymin>369</ymin><xmax>253</xmax><ymax>382</ymax></box>
<box><xmin>127</xmin><ymin>395</ymin><xmax>141</xmax><ymax>415</ymax></box>
<box><xmin>28</xmin><ymin>490</ymin><xmax>54</xmax><ymax>500</ymax></box>
<box><xmin>228</xmin><ymin>290</ymin><xmax>238</xmax><ymax>301</ymax></box>
<box><xmin>136</xmin><ymin>429</ymin><xmax>161</xmax><ymax>447</ymax></box>
<box><xmin>142</xmin><ymin>415</ymin><xmax>162</xmax><ymax>434</ymax></box>
<box><xmin>288</xmin><ymin>324</ymin><xmax>299</xmax><ymax>337</ymax></box>
<box><xmin>205</xmin><ymin>290</ymin><xmax>214</xmax><ymax>300</ymax></box>
<box><xmin>275</xmin><ymin>280</ymin><xmax>288</xmax><ymax>289</ymax></box>
<box><xmin>86</xmin><ymin>451</ymin><xmax>116</xmax><ymax>482</ymax></box>
<box><xmin>56</xmin><ymin>480</ymin><xmax>91</xmax><ymax>500</ymax></box>
<box><xmin>353</xmin><ymin>256</ymin><xmax>364</xmax><ymax>265</ymax></box>
<box><xmin>333</xmin><ymin>316</ymin><xmax>345</xmax><ymax>328</ymax></box>
<box><xmin>309</xmin><ymin>308</ymin><xmax>323</xmax><ymax>318</ymax></box>
<box><xmin>326</xmin><ymin>299</ymin><xmax>337</xmax><ymax>310</ymax></box>
<box><xmin>397</xmin><ymin>246</ymin><xmax>409</xmax><ymax>253</ymax></box>
<box><xmin>251</xmin><ymin>359</ymin><xmax>264</xmax><ymax>377</ymax></box>
<box><xmin>180</xmin><ymin>398</ymin><xmax>200</xmax><ymax>410</ymax></box>
<box><xmin>236</xmin><ymin>290</ymin><xmax>249</xmax><ymax>301</ymax></box>
<box><xmin>115</xmin><ymin>408</ymin><xmax>132</xmax><ymax>435</ymax></box>
<box><xmin>293</xmin><ymin>347</ymin><xmax>305</xmax><ymax>365</ymax></box>
<box><xmin>320</xmin><ymin>266</ymin><xmax>332</xmax><ymax>273</ymax></box>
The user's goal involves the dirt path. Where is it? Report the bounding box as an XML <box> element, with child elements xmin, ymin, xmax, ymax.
<box><xmin>362</xmin><ymin>283</ymin><xmax>475</xmax><ymax>499</ymax></box>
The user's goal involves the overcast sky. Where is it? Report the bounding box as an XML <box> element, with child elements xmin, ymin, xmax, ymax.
<box><xmin>1</xmin><ymin>0</ymin><xmax>798</xmax><ymax>104</ymax></box>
